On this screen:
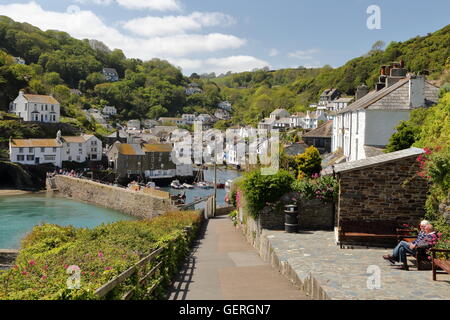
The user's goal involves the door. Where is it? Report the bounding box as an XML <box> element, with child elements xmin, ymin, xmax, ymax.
<box><xmin>35</xmin><ymin>157</ymin><xmax>40</xmax><ymax>164</ymax></box>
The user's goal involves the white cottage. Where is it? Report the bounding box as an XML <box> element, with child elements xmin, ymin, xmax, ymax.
<box><xmin>10</xmin><ymin>91</ymin><xmax>60</xmax><ymax>123</ymax></box>
<box><xmin>332</xmin><ymin>71</ymin><xmax>439</xmax><ymax>162</ymax></box>
<box><xmin>9</xmin><ymin>138</ymin><xmax>63</xmax><ymax>167</ymax></box>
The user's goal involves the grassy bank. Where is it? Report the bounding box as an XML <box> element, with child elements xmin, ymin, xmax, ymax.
<box><xmin>0</xmin><ymin>210</ymin><xmax>202</xmax><ymax>300</ymax></box>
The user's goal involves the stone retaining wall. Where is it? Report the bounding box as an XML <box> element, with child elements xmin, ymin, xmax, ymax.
<box><xmin>247</xmin><ymin>198</ymin><xmax>334</xmax><ymax>231</ymax></box>
<box><xmin>47</xmin><ymin>175</ymin><xmax>176</xmax><ymax>219</ymax></box>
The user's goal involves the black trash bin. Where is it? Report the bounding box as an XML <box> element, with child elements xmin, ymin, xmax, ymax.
<box><xmin>284</xmin><ymin>204</ymin><xmax>299</xmax><ymax>233</ymax></box>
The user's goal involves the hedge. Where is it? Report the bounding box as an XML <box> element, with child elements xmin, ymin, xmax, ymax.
<box><xmin>0</xmin><ymin>210</ymin><xmax>202</xmax><ymax>300</ymax></box>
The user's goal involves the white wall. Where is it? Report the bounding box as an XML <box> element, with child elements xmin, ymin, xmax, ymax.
<box><xmin>364</xmin><ymin>110</ymin><xmax>411</xmax><ymax>147</ymax></box>
<box><xmin>10</xmin><ymin>146</ymin><xmax>62</xmax><ymax>167</ymax></box>
<box><xmin>85</xmin><ymin>136</ymin><xmax>103</xmax><ymax>161</ymax></box>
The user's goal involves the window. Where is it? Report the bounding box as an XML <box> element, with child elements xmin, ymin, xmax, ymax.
<box><xmin>29</xmin><ymin>147</ymin><xmax>33</xmax><ymax>153</ymax></box>
<box><xmin>76</xmin><ymin>156</ymin><xmax>81</xmax><ymax>161</ymax></box>
<box><xmin>41</xmin><ymin>147</ymin><xmax>45</xmax><ymax>152</ymax></box>
<box><xmin>51</xmin><ymin>105</ymin><xmax>54</xmax><ymax>112</ymax></box>
<box><xmin>45</xmin><ymin>105</ymin><xmax>48</xmax><ymax>111</ymax></box>
<box><xmin>91</xmin><ymin>154</ymin><xmax>97</xmax><ymax>160</ymax></box>
<box><xmin>79</xmin><ymin>143</ymin><xmax>82</xmax><ymax>147</ymax></box>
<box><xmin>69</xmin><ymin>156</ymin><xmax>72</xmax><ymax>161</ymax></box>
<box><xmin>26</xmin><ymin>155</ymin><xmax>34</xmax><ymax>161</ymax></box>
<box><xmin>79</xmin><ymin>149</ymin><xmax>82</xmax><ymax>154</ymax></box>
<box><xmin>52</xmin><ymin>147</ymin><xmax>57</xmax><ymax>153</ymax></box>
<box><xmin>17</xmin><ymin>155</ymin><xmax>25</xmax><ymax>161</ymax></box>
<box><xmin>19</xmin><ymin>148</ymin><xmax>23</xmax><ymax>153</ymax></box>
<box><xmin>44</xmin><ymin>155</ymin><xmax>56</xmax><ymax>161</ymax></box>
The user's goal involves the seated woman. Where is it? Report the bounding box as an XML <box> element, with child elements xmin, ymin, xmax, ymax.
<box><xmin>383</xmin><ymin>222</ymin><xmax>436</xmax><ymax>270</ymax></box>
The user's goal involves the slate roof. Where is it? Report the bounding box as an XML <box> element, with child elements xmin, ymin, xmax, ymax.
<box><xmin>142</xmin><ymin>144</ymin><xmax>173</xmax><ymax>153</ymax></box>
<box><xmin>11</xmin><ymin>139</ymin><xmax>61</xmax><ymax>148</ymax></box>
<box><xmin>332</xmin><ymin>147</ymin><xmax>424</xmax><ymax>174</ymax></box>
<box><xmin>303</xmin><ymin>120</ymin><xmax>333</xmax><ymax>138</ymax></box>
<box><xmin>334</xmin><ymin>97</ymin><xmax>354</xmax><ymax>103</ymax></box>
<box><xmin>103</xmin><ymin>68</ymin><xmax>118</xmax><ymax>75</ymax></box>
<box><xmin>23</xmin><ymin>94</ymin><xmax>59</xmax><ymax>105</ymax></box>
<box><xmin>336</xmin><ymin>77</ymin><xmax>439</xmax><ymax>115</ymax></box>
<box><xmin>62</xmin><ymin>136</ymin><xmax>86</xmax><ymax>143</ymax></box>
<box><xmin>117</xmin><ymin>144</ymin><xmax>145</xmax><ymax>156</ymax></box>
<box><xmin>364</xmin><ymin>145</ymin><xmax>385</xmax><ymax>158</ymax></box>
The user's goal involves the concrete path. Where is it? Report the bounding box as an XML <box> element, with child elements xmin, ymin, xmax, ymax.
<box><xmin>167</xmin><ymin>216</ymin><xmax>308</xmax><ymax>300</ymax></box>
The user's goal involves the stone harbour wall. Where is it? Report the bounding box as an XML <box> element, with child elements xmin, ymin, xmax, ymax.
<box><xmin>47</xmin><ymin>175</ymin><xmax>176</xmax><ymax>219</ymax></box>
<box><xmin>337</xmin><ymin>156</ymin><xmax>429</xmax><ymax>225</ymax></box>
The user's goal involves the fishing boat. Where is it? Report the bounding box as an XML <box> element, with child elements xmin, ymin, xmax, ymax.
<box><xmin>195</xmin><ymin>181</ymin><xmax>213</xmax><ymax>189</ymax></box>
<box><xmin>225</xmin><ymin>179</ymin><xmax>233</xmax><ymax>190</ymax></box>
<box><xmin>170</xmin><ymin>180</ymin><xmax>184</xmax><ymax>189</ymax></box>
<box><xmin>183</xmin><ymin>183</ymin><xmax>194</xmax><ymax>189</ymax></box>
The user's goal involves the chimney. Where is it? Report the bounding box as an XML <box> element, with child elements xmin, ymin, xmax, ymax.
<box><xmin>19</xmin><ymin>90</ymin><xmax>24</xmax><ymax>97</ymax></box>
<box><xmin>376</xmin><ymin>75</ymin><xmax>387</xmax><ymax>91</ymax></box>
<box><xmin>409</xmin><ymin>75</ymin><xmax>425</xmax><ymax>108</ymax></box>
<box><xmin>356</xmin><ymin>85</ymin><xmax>369</xmax><ymax>100</ymax></box>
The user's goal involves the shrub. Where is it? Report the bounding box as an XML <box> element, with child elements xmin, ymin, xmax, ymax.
<box><xmin>241</xmin><ymin>169</ymin><xmax>294</xmax><ymax>218</ymax></box>
<box><xmin>291</xmin><ymin>175</ymin><xmax>338</xmax><ymax>203</ymax></box>
<box><xmin>293</xmin><ymin>146</ymin><xmax>322</xmax><ymax>179</ymax></box>
<box><xmin>0</xmin><ymin>210</ymin><xmax>202</xmax><ymax>300</ymax></box>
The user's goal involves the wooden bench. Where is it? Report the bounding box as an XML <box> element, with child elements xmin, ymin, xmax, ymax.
<box><xmin>339</xmin><ymin>220</ymin><xmax>400</xmax><ymax>248</ymax></box>
<box><xmin>431</xmin><ymin>249</ymin><xmax>450</xmax><ymax>281</ymax></box>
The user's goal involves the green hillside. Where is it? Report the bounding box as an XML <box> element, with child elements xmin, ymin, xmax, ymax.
<box><xmin>212</xmin><ymin>25</ymin><xmax>450</xmax><ymax>126</ymax></box>
<box><xmin>0</xmin><ymin>16</ymin><xmax>224</xmax><ymax>126</ymax></box>
<box><xmin>0</xmin><ymin>15</ymin><xmax>448</xmax><ymax>131</ymax></box>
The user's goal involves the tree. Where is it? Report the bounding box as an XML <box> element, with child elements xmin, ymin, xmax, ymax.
<box><xmin>385</xmin><ymin>121</ymin><xmax>416</xmax><ymax>152</ymax></box>
<box><xmin>371</xmin><ymin>40</ymin><xmax>386</xmax><ymax>52</ymax></box>
<box><xmin>294</xmin><ymin>146</ymin><xmax>322</xmax><ymax>179</ymax></box>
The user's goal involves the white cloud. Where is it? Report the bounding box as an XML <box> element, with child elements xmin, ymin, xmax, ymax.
<box><xmin>169</xmin><ymin>56</ymin><xmax>271</xmax><ymax>75</ymax></box>
<box><xmin>122</xmin><ymin>12</ymin><xmax>236</xmax><ymax>37</ymax></box>
<box><xmin>269</xmin><ymin>48</ymin><xmax>279</xmax><ymax>57</ymax></box>
<box><xmin>0</xmin><ymin>2</ymin><xmax>245</xmax><ymax>60</ymax></box>
<box><xmin>116</xmin><ymin>0</ymin><xmax>181</xmax><ymax>11</ymax></box>
<box><xmin>288</xmin><ymin>49</ymin><xmax>320</xmax><ymax>60</ymax></box>
<box><xmin>74</xmin><ymin>0</ymin><xmax>113</xmax><ymax>5</ymax></box>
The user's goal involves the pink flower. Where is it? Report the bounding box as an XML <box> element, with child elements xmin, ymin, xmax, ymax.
<box><xmin>21</xmin><ymin>271</ymin><xmax>28</xmax><ymax>276</ymax></box>
<box><xmin>98</xmin><ymin>251</ymin><xmax>104</xmax><ymax>258</ymax></box>
<box><xmin>28</xmin><ymin>260</ymin><xmax>36</xmax><ymax>266</ymax></box>
<box><xmin>41</xmin><ymin>275</ymin><xmax>47</xmax><ymax>280</ymax></box>
<box><xmin>63</xmin><ymin>264</ymin><xmax>69</xmax><ymax>269</ymax></box>
<box><xmin>90</xmin><ymin>272</ymin><xmax>95</xmax><ymax>276</ymax></box>
<box><xmin>104</xmin><ymin>266</ymin><xmax>112</xmax><ymax>271</ymax></box>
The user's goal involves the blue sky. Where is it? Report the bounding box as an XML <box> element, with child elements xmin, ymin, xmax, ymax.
<box><xmin>0</xmin><ymin>0</ymin><xmax>448</xmax><ymax>75</ymax></box>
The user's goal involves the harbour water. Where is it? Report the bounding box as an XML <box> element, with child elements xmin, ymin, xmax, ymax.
<box><xmin>163</xmin><ymin>168</ymin><xmax>242</xmax><ymax>209</ymax></box>
<box><xmin>0</xmin><ymin>194</ymin><xmax>136</xmax><ymax>249</ymax></box>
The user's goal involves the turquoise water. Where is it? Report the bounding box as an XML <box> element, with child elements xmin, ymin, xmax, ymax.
<box><xmin>0</xmin><ymin>194</ymin><xmax>136</xmax><ymax>249</ymax></box>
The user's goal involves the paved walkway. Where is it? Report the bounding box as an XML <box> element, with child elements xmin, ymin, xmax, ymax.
<box><xmin>264</xmin><ymin>230</ymin><xmax>450</xmax><ymax>300</ymax></box>
<box><xmin>167</xmin><ymin>216</ymin><xmax>308</xmax><ymax>300</ymax></box>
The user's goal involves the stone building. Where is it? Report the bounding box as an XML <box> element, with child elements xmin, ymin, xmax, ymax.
<box><xmin>329</xmin><ymin>148</ymin><xmax>429</xmax><ymax>245</ymax></box>
<box><xmin>302</xmin><ymin>120</ymin><xmax>332</xmax><ymax>154</ymax></box>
